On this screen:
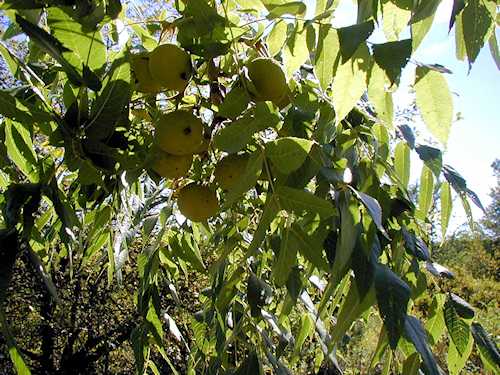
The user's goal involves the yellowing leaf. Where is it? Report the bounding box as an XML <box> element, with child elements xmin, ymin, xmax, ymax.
<box><xmin>418</xmin><ymin>165</ymin><xmax>434</xmax><ymax>219</ymax></box>
<box><xmin>331</xmin><ymin>43</ymin><xmax>371</xmax><ymax>124</ymax></box>
<box><xmin>284</xmin><ymin>21</ymin><xmax>309</xmax><ymax>77</ymax></box>
<box><xmin>382</xmin><ymin>0</ymin><xmax>412</xmax><ymax>41</ymax></box>
<box><xmin>440</xmin><ymin>182</ymin><xmax>452</xmax><ymax>239</ymax></box>
<box><xmin>394</xmin><ymin>141</ymin><xmax>410</xmax><ymax>188</ymax></box>
<box><xmin>415</xmin><ymin>66</ymin><xmax>453</xmax><ymax>146</ymax></box>
<box><xmin>368</xmin><ymin>63</ymin><xmax>394</xmax><ymax>127</ymax></box>
<box><xmin>314</xmin><ymin>24</ymin><xmax>340</xmax><ymax>90</ymax></box>
<box><xmin>267</xmin><ymin>20</ymin><xmax>288</xmax><ymax>57</ymax></box>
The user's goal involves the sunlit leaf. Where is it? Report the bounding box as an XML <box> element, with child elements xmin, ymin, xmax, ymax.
<box><xmin>415</xmin><ymin>66</ymin><xmax>453</xmax><ymax>146</ymax></box>
<box><xmin>314</xmin><ymin>24</ymin><xmax>340</xmax><ymax>90</ymax></box>
<box><xmin>440</xmin><ymin>182</ymin><xmax>452</xmax><ymax>239</ymax></box>
<box><xmin>394</xmin><ymin>141</ymin><xmax>410</xmax><ymax>188</ymax></box>
<box><xmin>265</xmin><ymin>137</ymin><xmax>313</xmax><ymax>174</ymax></box>
<box><xmin>331</xmin><ymin>43</ymin><xmax>371</xmax><ymax>124</ymax></box>
<box><xmin>418</xmin><ymin>165</ymin><xmax>434</xmax><ymax>219</ymax></box>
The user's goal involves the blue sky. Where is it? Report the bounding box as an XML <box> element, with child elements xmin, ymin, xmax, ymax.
<box><xmin>305</xmin><ymin>0</ymin><xmax>499</xmax><ymax>228</ymax></box>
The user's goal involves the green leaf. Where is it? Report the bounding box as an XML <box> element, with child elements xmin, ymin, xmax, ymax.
<box><xmin>214</xmin><ymin>112</ymin><xmax>256</xmax><ymax>153</ymax></box>
<box><xmin>372</xmin><ymin>39</ymin><xmax>412</xmax><ymax>85</ymax></box>
<box><xmin>411</xmin><ymin>0</ymin><xmax>439</xmax><ymax>51</ymax></box>
<box><xmin>394</xmin><ymin>141</ymin><xmax>410</xmax><ymax>188</ymax></box>
<box><xmin>315</xmin><ymin>0</ymin><xmax>340</xmax><ymax>15</ymax></box>
<box><xmin>454</xmin><ymin>16</ymin><xmax>466</xmax><ymax>61</ymax></box>
<box><xmin>314</xmin><ymin>24</ymin><xmax>340</xmax><ymax>90</ymax></box>
<box><xmin>402</xmin><ymin>352</ymin><xmax>421</xmax><ymax>375</ymax></box>
<box><xmin>443</xmin><ymin>165</ymin><xmax>466</xmax><ymax>192</ymax></box>
<box><xmin>351</xmin><ymin>188</ymin><xmax>388</xmax><ymax>238</ymax></box>
<box><xmin>409</xmin><ymin>0</ymin><xmax>440</xmax><ymax>24</ymax></box>
<box><xmin>0</xmin><ymin>90</ymin><xmax>52</xmax><ymax>125</ymax></box>
<box><xmin>267</xmin><ymin>20</ymin><xmax>288</xmax><ymax>57</ymax></box>
<box><xmin>235</xmin><ymin>351</ymin><xmax>262</xmax><ymax>375</ymax></box>
<box><xmin>332</xmin><ymin>192</ymin><xmax>360</xmax><ymax>279</ymax></box>
<box><xmin>0</xmin><ymin>43</ymin><xmax>19</xmax><ymax>76</ymax></box>
<box><xmin>488</xmin><ymin>31</ymin><xmax>500</xmax><ymax>70</ymax></box>
<box><xmin>447</xmin><ymin>332</ymin><xmax>473</xmax><ymax>375</ymax></box>
<box><xmin>331</xmin><ymin>43</ymin><xmax>371</xmax><ymax>124</ymax></box>
<box><xmin>27</xmin><ymin>245</ymin><xmax>58</xmax><ymax>301</ymax></box>
<box><xmin>170</xmin><ymin>233</ymin><xmax>205</xmax><ymax>272</ymax></box>
<box><xmin>415</xmin><ymin>66</ymin><xmax>453</xmax><ymax>146</ymax></box>
<box><xmin>4</xmin><ymin>120</ymin><xmax>39</xmax><ymax>183</ymax></box>
<box><xmin>402</xmin><ymin>228</ymin><xmax>430</xmax><ymax>261</ymax></box>
<box><xmin>461</xmin><ymin>0</ymin><xmax>495</xmax><ymax>69</ymax></box>
<box><xmin>425</xmin><ymin>294</ymin><xmax>447</xmax><ymax>345</ymax></box>
<box><xmin>87</xmin><ymin>54</ymin><xmax>130</xmax><ymax>141</ymax></box>
<box><xmin>331</xmin><ymin>281</ymin><xmax>376</xmax><ymax>343</ymax></box>
<box><xmin>449</xmin><ymin>293</ymin><xmax>474</xmax><ymax>319</ymax></box>
<box><xmin>218</xmin><ymin>84</ymin><xmax>250</xmax><ymax>119</ymax></box>
<box><xmin>47</xmin><ymin>8</ymin><xmax>106</xmax><ymax>72</ymax></box>
<box><xmin>245</xmin><ymin>193</ymin><xmax>280</xmax><ymax>259</ymax></box>
<box><xmin>273</xmin><ymin>226</ymin><xmax>297</xmax><ymax>286</ymax></box>
<box><xmin>415</xmin><ymin>145</ymin><xmax>442</xmax><ymax>178</ymax></box>
<box><xmin>404</xmin><ymin>315</ymin><xmax>440</xmax><ymax>375</ymax></box>
<box><xmin>418</xmin><ymin>165</ymin><xmax>434</xmax><ymax>219</ymax></box>
<box><xmin>214</xmin><ymin>103</ymin><xmax>280</xmax><ymax>153</ymax></box>
<box><xmin>247</xmin><ymin>273</ymin><xmax>272</xmax><ymax>317</ymax></box>
<box><xmin>338</xmin><ymin>21</ymin><xmax>374</xmax><ymax>62</ymax></box>
<box><xmin>381</xmin><ymin>0</ymin><xmax>412</xmax><ymax>41</ymax></box>
<box><xmin>224</xmin><ymin>150</ymin><xmax>264</xmax><ymax>206</ymax></box>
<box><xmin>16</xmin><ymin>14</ymin><xmax>84</xmax><ymax>87</ymax></box>
<box><xmin>130</xmin><ymin>325</ymin><xmax>146</xmax><ymax>373</ymax></box>
<box><xmin>0</xmin><ymin>309</ymin><xmax>31</xmax><ymax>375</ymax></box>
<box><xmin>290</xmin><ymin>224</ymin><xmax>329</xmax><ymax>272</ymax></box>
<box><xmin>275</xmin><ymin>185</ymin><xmax>335</xmax><ymax>218</ymax></box>
<box><xmin>471</xmin><ymin>322</ymin><xmax>500</xmax><ymax>373</ymax></box>
<box><xmin>375</xmin><ymin>264</ymin><xmax>411</xmax><ymax>349</ymax></box>
<box><xmin>367</xmin><ymin>63</ymin><xmax>394</xmax><ymax>127</ymax></box>
<box><xmin>291</xmin><ymin>313</ymin><xmax>314</xmax><ymax>365</ymax></box>
<box><xmin>440</xmin><ymin>181</ymin><xmax>452</xmax><ymax>239</ymax></box>
<box><xmin>449</xmin><ymin>0</ymin><xmax>466</xmax><ymax>30</ymax></box>
<box><xmin>267</xmin><ymin>1</ymin><xmax>306</xmax><ymax>18</ymax></box>
<box><xmin>283</xmin><ymin>21</ymin><xmax>309</xmax><ymax>76</ymax></box>
<box><xmin>265</xmin><ymin>137</ymin><xmax>313</xmax><ymax>174</ymax></box>
<box><xmin>444</xmin><ymin>299</ymin><xmax>470</xmax><ymax>355</ymax></box>
<box><xmin>177</xmin><ymin>1</ymin><xmax>231</xmax><ymax>58</ymax></box>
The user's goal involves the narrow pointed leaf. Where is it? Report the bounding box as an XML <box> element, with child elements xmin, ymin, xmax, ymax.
<box><xmin>394</xmin><ymin>141</ymin><xmax>410</xmax><ymax>188</ymax></box>
<box><xmin>418</xmin><ymin>165</ymin><xmax>434</xmax><ymax>219</ymax></box>
<box><xmin>471</xmin><ymin>322</ymin><xmax>500</xmax><ymax>373</ymax></box>
<box><xmin>440</xmin><ymin>182</ymin><xmax>452</xmax><ymax>239</ymax></box>
<box><xmin>404</xmin><ymin>315</ymin><xmax>440</xmax><ymax>375</ymax></box>
<box><xmin>375</xmin><ymin>264</ymin><xmax>411</xmax><ymax>349</ymax></box>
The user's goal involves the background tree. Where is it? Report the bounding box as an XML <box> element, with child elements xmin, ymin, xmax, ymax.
<box><xmin>482</xmin><ymin>159</ymin><xmax>500</xmax><ymax>244</ymax></box>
